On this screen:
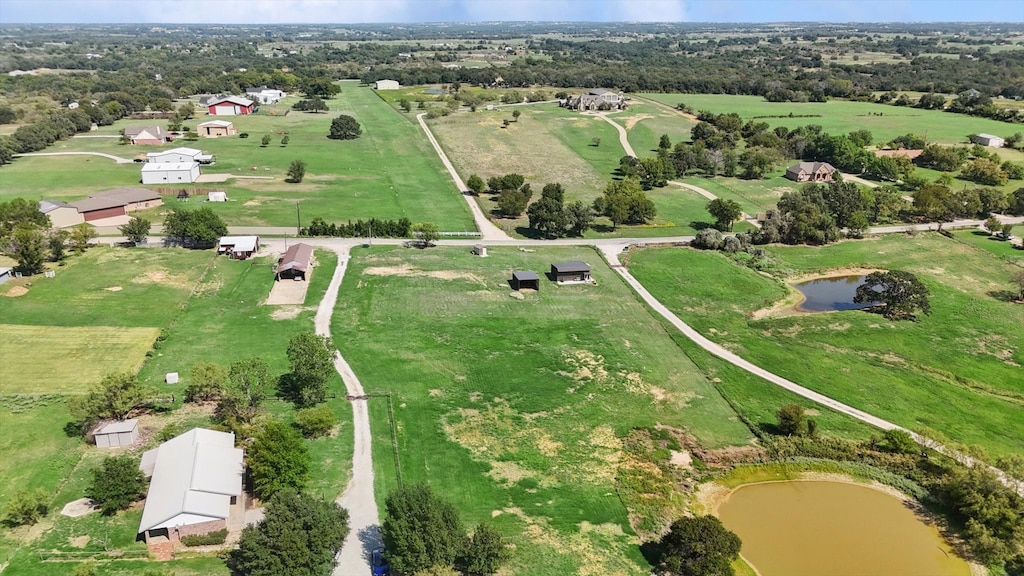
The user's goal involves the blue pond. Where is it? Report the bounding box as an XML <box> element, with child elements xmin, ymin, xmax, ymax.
<box><xmin>794</xmin><ymin>275</ymin><xmax>874</xmax><ymax>312</ymax></box>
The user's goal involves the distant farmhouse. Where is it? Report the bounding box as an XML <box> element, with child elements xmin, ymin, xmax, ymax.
<box><xmin>40</xmin><ymin>188</ymin><xmax>163</xmax><ymax>227</ymax></box>
<box><xmin>373</xmin><ymin>79</ymin><xmax>400</xmax><ymax>90</ymax></box>
<box><xmin>563</xmin><ymin>89</ymin><xmax>627</xmax><ymax>112</ymax></box>
<box><xmin>245</xmin><ymin>85</ymin><xmax>286</xmax><ymax>104</ymax></box>
<box><xmin>785</xmin><ymin>162</ymin><xmax>836</xmax><ymax>183</ymax></box>
<box><xmin>205</xmin><ymin>95</ymin><xmax>255</xmax><ymax>116</ymax></box>
<box><xmin>196</xmin><ymin>120</ymin><xmax>237</xmax><ymax>138</ymax></box>
<box><xmin>972</xmin><ymin>133</ymin><xmax>1005</xmax><ymax>148</ymax></box>
<box><xmin>124</xmin><ymin>125</ymin><xmax>172</xmax><ymax>145</ymax></box>
<box><xmin>138</xmin><ymin>428</ymin><xmax>244</xmax><ymax>545</ymax></box>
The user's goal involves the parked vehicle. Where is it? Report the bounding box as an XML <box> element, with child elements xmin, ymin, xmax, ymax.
<box><xmin>371</xmin><ymin>547</ymin><xmax>389</xmax><ymax>576</ymax></box>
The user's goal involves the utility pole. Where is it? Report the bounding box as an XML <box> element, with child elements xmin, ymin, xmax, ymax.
<box><xmin>295</xmin><ymin>202</ymin><xmax>301</xmax><ymax>236</ymax></box>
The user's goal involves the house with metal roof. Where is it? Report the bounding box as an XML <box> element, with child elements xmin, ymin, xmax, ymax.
<box><xmin>146</xmin><ymin>147</ymin><xmax>214</xmax><ymax>164</ymax></box>
<box><xmin>141</xmin><ymin>162</ymin><xmax>201</xmax><ymax>185</ymax></box>
<box><xmin>218</xmin><ymin>236</ymin><xmax>260</xmax><ymax>260</ymax></box>
<box><xmin>138</xmin><ymin>428</ymin><xmax>244</xmax><ymax>544</ymax></box>
<box><xmin>550</xmin><ymin>261</ymin><xmax>592</xmax><ymax>283</ymax></box>
<box><xmin>276</xmin><ymin>242</ymin><xmax>313</xmax><ymax>280</ymax></box>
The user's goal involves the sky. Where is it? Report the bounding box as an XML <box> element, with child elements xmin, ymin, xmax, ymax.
<box><xmin>0</xmin><ymin>0</ymin><xmax>1021</xmax><ymax>25</ymax></box>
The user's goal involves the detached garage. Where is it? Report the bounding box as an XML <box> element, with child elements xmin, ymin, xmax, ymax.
<box><xmin>142</xmin><ymin>162</ymin><xmax>200</xmax><ymax>185</ymax></box>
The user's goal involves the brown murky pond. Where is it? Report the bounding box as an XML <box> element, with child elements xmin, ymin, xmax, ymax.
<box><xmin>717</xmin><ymin>481</ymin><xmax>970</xmax><ymax>576</ymax></box>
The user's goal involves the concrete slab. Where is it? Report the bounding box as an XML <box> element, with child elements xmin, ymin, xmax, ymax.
<box><xmin>61</xmin><ymin>498</ymin><xmax>97</xmax><ymax>518</ymax></box>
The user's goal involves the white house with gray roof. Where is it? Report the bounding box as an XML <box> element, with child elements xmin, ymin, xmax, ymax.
<box><xmin>138</xmin><ymin>428</ymin><xmax>243</xmax><ymax>543</ymax></box>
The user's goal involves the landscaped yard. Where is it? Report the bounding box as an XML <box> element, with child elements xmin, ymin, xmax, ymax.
<box><xmin>333</xmin><ymin>244</ymin><xmax>754</xmax><ymax>574</ymax></box>
<box><xmin>626</xmin><ymin>233</ymin><xmax>1024</xmax><ymax>460</ymax></box>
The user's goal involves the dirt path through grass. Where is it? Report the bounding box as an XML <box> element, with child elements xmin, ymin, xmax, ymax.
<box><xmin>14</xmin><ymin>151</ymin><xmax>134</xmax><ymax>164</ymax></box>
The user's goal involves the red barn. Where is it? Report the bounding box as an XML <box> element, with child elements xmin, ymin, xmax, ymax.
<box><xmin>206</xmin><ymin>96</ymin><xmax>255</xmax><ymax>116</ymax></box>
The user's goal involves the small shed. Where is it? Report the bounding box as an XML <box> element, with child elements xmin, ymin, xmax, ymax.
<box><xmin>0</xmin><ymin>267</ymin><xmax>11</xmax><ymax>285</ymax></box>
<box><xmin>208</xmin><ymin>191</ymin><xmax>228</xmax><ymax>202</ymax></box>
<box><xmin>165</xmin><ymin>372</ymin><xmax>179</xmax><ymax>384</ymax></box>
<box><xmin>511</xmin><ymin>271</ymin><xmax>540</xmax><ymax>291</ymax></box>
<box><xmin>972</xmin><ymin>133</ymin><xmax>1005</xmax><ymax>148</ymax></box>
<box><xmin>94</xmin><ymin>419</ymin><xmax>140</xmax><ymax>448</ymax></box>
<box><xmin>551</xmin><ymin>261</ymin><xmax>592</xmax><ymax>283</ymax></box>
<box><xmin>472</xmin><ymin>244</ymin><xmax>488</xmax><ymax>257</ymax></box>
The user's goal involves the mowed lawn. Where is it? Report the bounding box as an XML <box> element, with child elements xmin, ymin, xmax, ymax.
<box><xmin>0</xmin><ymin>325</ymin><xmax>159</xmax><ymax>394</ymax></box>
<box><xmin>430</xmin><ymin>104</ymin><xmax>715</xmax><ymax>238</ymax></box>
<box><xmin>0</xmin><ymin>82</ymin><xmax>475</xmax><ymax>231</ymax></box>
<box><xmin>333</xmin><ymin>245</ymin><xmax>751</xmax><ymax>575</ymax></box>
<box><xmin>627</xmin><ymin>234</ymin><xmax>1024</xmax><ymax>460</ymax></box>
<box><xmin>641</xmin><ymin>93</ymin><xmax>1023</xmax><ymax>148</ymax></box>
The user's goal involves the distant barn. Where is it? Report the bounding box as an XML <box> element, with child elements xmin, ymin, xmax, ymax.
<box><xmin>276</xmin><ymin>243</ymin><xmax>313</xmax><ymax>281</ymax></box>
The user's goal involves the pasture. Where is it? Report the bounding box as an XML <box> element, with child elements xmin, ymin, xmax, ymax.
<box><xmin>333</xmin><ymin>245</ymin><xmax>753</xmax><ymax>573</ymax></box>
<box><xmin>640</xmin><ymin>93</ymin><xmax>1023</xmax><ymax>150</ymax></box>
<box><xmin>0</xmin><ymin>83</ymin><xmax>476</xmax><ymax>231</ymax></box>
<box><xmin>627</xmin><ymin>233</ymin><xmax>1024</xmax><ymax>460</ymax></box>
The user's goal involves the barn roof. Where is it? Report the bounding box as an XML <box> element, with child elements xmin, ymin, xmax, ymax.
<box><xmin>512</xmin><ymin>270</ymin><xmax>539</xmax><ymax>281</ymax></box>
<box><xmin>141</xmin><ymin>162</ymin><xmax>197</xmax><ymax>172</ymax></box>
<box><xmin>278</xmin><ymin>243</ymin><xmax>313</xmax><ymax>273</ymax></box>
<box><xmin>551</xmin><ymin>261</ymin><xmax>590</xmax><ymax>273</ymax></box>
<box><xmin>219</xmin><ymin>236</ymin><xmax>259</xmax><ymax>252</ymax></box>
<box><xmin>197</xmin><ymin>120</ymin><xmax>234</xmax><ymax>128</ymax></box>
<box><xmin>138</xmin><ymin>428</ymin><xmax>243</xmax><ymax>533</ymax></box>
<box><xmin>208</xmin><ymin>95</ymin><xmax>254</xmax><ymax>107</ymax></box>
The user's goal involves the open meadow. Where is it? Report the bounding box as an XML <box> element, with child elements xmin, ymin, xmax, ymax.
<box><xmin>0</xmin><ymin>83</ymin><xmax>475</xmax><ymax>231</ymax></box>
<box><xmin>640</xmin><ymin>93</ymin><xmax>1024</xmax><ymax>151</ymax></box>
<box><xmin>626</xmin><ymin>233</ymin><xmax>1024</xmax><ymax>460</ymax></box>
<box><xmin>332</xmin><ymin>244</ymin><xmax>756</xmax><ymax>574</ymax></box>
<box><xmin>0</xmin><ymin>245</ymin><xmax>351</xmax><ymax>575</ymax></box>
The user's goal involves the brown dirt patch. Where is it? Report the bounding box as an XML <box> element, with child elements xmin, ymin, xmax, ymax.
<box><xmin>132</xmin><ymin>268</ymin><xmax>191</xmax><ymax>288</ymax></box>
<box><xmin>362</xmin><ymin>264</ymin><xmax>485</xmax><ymax>284</ymax></box>
<box><xmin>501</xmin><ymin>507</ymin><xmax>639</xmax><ymax>576</ymax></box>
<box><xmin>623</xmin><ymin>113</ymin><xmax>655</xmax><ymax>130</ymax></box>
<box><xmin>429</xmin><ymin>389</ymin><xmax>444</xmax><ymax>397</ymax></box>
<box><xmin>69</xmin><ymin>535</ymin><xmax>90</xmax><ymax>548</ymax></box>
<box><xmin>4</xmin><ymin>285</ymin><xmax>28</xmax><ymax>297</ymax></box>
<box><xmin>669</xmin><ymin>450</ymin><xmax>692</xmax><ymax>469</ymax></box>
<box><xmin>270</xmin><ymin>306</ymin><xmax>309</xmax><ymax>320</ymax></box>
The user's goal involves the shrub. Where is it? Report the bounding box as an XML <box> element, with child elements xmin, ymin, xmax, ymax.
<box><xmin>3</xmin><ymin>488</ymin><xmax>48</xmax><ymax>526</ymax></box>
<box><xmin>87</xmin><ymin>455</ymin><xmax>146</xmax><ymax>515</ymax></box>
<box><xmin>181</xmin><ymin>528</ymin><xmax>228</xmax><ymax>547</ymax></box>
<box><xmin>294</xmin><ymin>405</ymin><xmax>337</xmax><ymax>438</ymax></box>
<box><xmin>239</xmin><ymin>132</ymin><xmax>249</xmax><ymax>138</ymax></box>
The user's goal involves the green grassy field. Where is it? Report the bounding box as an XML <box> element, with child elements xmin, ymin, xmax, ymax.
<box><xmin>682</xmin><ymin>174</ymin><xmax>800</xmax><ymax>217</ymax></box>
<box><xmin>0</xmin><ymin>245</ymin><xmax>350</xmax><ymax>575</ymax></box>
<box><xmin>641</xmin><ymin>93</ymin><xmax>1022</xmax><ymax>150</ymax></box>
<box><xmin>627</xmin><ymin>234</ymin><xmax>1024</xmax><ymax>460</ymax></box>
<box><xmin>0</xmin><ymin>83</ymin><xmax>476</xmax><ymax>231</ymax></box>
<box><xmin>333</xmin><ymin>244</ymin><xmax>753</xmax><ymax>574</ymax></box>
<box><xmin>429</xmin><ymin>104</ymin><xmax>717</xmax><ymax>237</ymax></box>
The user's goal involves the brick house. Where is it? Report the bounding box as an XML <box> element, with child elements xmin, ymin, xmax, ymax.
<box><xmin>785</xmin><ymin>162</ymin><xmax>836</xmax><ymax>183</ymax></box>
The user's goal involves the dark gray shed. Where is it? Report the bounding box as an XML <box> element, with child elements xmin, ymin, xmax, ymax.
<box><xmin>511</xmin><ymin>270</ymin><xmax>540</xmax><ymax>291</ymax></box>
<box><xmin>551</xmin><ymin>261</ymin><xmax>591</xmax><ymax>283</ymax></box>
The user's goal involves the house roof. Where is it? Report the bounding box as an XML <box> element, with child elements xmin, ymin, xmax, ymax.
<box><xmin>96</xmin><ymin>419</ymin><xmax>138</xmax><ymax>435</ymax></box>
<box><xmin>124</xmin><ymin>126</ymin><xmax>165</xmax><ymax>138</ymax></box>
<box><xmin>197</xmin><ymin>120</ymin><xmax>234</xmax><ymax>128</ymax></box>
<box><xmin>198</xmin><ymin>94</ymin><xmax>226</xmax><ymax>105</ymax></box>
<box><xmin>976</xmin><ymin>133</ymin><xmax>1001</xmax><ymax>140</ymax></box>
<box><xmin>219</xmin><ymin>236</ymin><xmax>259</xmax><ymax>252</ymax></box>
<box><xmin>512</xmin><ymin>270</ymin><xmax>539</xmax><ymax>281</ymax></box>
<box><xmin>148</xmin><ymin>146</ymin><xmax>203</xmax><ymax>158</ymax></box>
<box><xmin>787</xmin><ymin>162</ymin><xmax>835</xmax><ymax>174</ymax></box>
<box><xmin>69</xmin><ymin>188</ymin><xmax>162</xmax><ymax>213</ymax></box>
<box><xmin>208</xmin><ymin>95</ymin><xmax>254</xmax><ymax>107</ymax></box>
<box><xmin>138</xmin><ymin>428</ymin><xmax>243</xmax><ymax>533</ymax></box>
<box><xmin>39</xmin><ymin>200</ymin><xmax>70</xmax><ymax>213</ymax></box>
<box><xmin>278</xmin><ymin>243</ymin><xmax>313</xmax><ymax>273</ymax></box>
<box><xmin>141</xmin><ymin>162</ymin><xmax>197</xmax><ymax>172</ymax></box>
<box><xmin>552</xmin><ymin>261</ymin><xmax>590</xmax><ymax>273</ymax></box>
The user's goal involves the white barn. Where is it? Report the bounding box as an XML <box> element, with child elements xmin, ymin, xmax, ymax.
<box><xmin>245</xmin><ymin>86</ymin><xmax>286</xmax><ymax>104</ymax></box>
<box><xmin>138</xmin><ymin>428</ymin><xmax>244</xmax><ymax>543</ymax></box>
<box><xmin>973</xmin><ymin>133</ymin><xmax>1005</xmax><ymax>148</ymax></box>
<box><xmin>141</xmin><ymin>162</ymin><xmax>200</xmax><ymax>185</ymax></box>
<box><xmin>146</xmin><ymin>147</ymin><xmax>213</xmax><ymax>164</ymax></box>
<box><xmin>373</xmin><ymin>79</ymin><xmax>400</xmax><ymax>90</ymax></box>
<box><xmin>93</xmin><ymin>419</ymin><xmax>140</xmax><ymax>448</ymax></box>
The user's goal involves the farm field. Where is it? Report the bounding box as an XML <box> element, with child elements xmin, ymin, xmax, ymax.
<box><xmin>429</xmin><ymin>103</ymin><xmax>718</xmax><ymax>237</ymax></box>
<box><xmin>0</xmin><ymin>83</ymin><xmax>476</xmax><ymax>231</ymax></box>
<box><xmin>333</xmin><ymin>244</ymin><xmax>754</xmax><ymax>574</ymax></box>
<box><xmin>0</xmin><ymin>245</ymin><xmax>351</xmax><ymax>575</ymax></box>
<box><xmin>640</xmin><ymin>93</ymin><xmax>1023</xmax><ymax>150</ymax></box>
<box><xmin>627</xmin><ymin>234</ymin><xmax>1024</xmax><ymax>460</ymax></box>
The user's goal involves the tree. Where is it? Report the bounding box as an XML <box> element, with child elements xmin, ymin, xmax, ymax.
<box><xmin>150</xmin><ymin>98</ymin><xmax>174</xmax><ymax>112</ymax></box>
<box><xmin>177</xmin><ymin>102</ymin><xmax>195</xmax><ymax>120</ymax></box>
<box><xmin>6</xmin><ymin>224</ymin><xmax>47</xmax><ymax>274</ymax></box>
<box><xmin>281</xmin><ymin>135</ymin><xmax>290</xmax><ymax>146</ymax></box>
<box><xmin>164</xmin><ymin>207</ymin><xmax>227</xmax><ymax>248</ymax></box>
<box><xmin>1011</xmin><ymin>269</ymin><xmax>1024</xmax><ymax>302</ymax></box>
<box><xmin>293</xmin><ymin>97</ymin><xmax>329</xmax><ymax>113</ymax></box>
<box><xmin>564</xmin><ymin>200</ymin><xmax>594</xmax><ymax>237</ymax></box>
<box><xmin>281</xmin><ymin>332</ymin><xmax>335</xmax><ymax>407</ymax></box>
<box><xmin>261</xmin><ymin>134</ymin><xmax>272</xmax><ymax>147</ymax></box>
<box><xmin>591</xmin><ymin>137</ymin><xmax>601</xmax><ymax>147</ymax></box>
<box><xmin>913</xmin><ymin>184</ymin><xmax>958</xmax><ymax>223</ymax></box>
<box><xmin>248</xmin><ymin>421</ymin><xmax>311</xmax><ymax>499</ymax></box>
<box><xmin>855</xmin><ymin>270</ymin><xmax>931</xmax><ymax>321</ymax></box>
<box><xmin>496</xmin><ymin>189</ymin><xmax>529</xmax><ymax>217</ymax></box>
<box><xmin>72</xmin><ymin>371</ymin><xmax>148</xmax><ymax>429</ymax></box>
<box><xmin>382</xmin><ymin>484</ymin><xmax>465</xmax><ymax>575</ymax></box>
<box><xmin>286</xmin><ymin>159</ymin><xmax>307</xmax><ymax>183</ymax></box>
<box><xmin>985</xmin><ymin>216</ymin><xmax>1003</xmax><ymax>234</ymax></box>
<box><xmin>3</xmin><ymin>489</ymin><xmax>48</xmax><ymax>527</ymax></box>
<box><xmin>594</xmin><ymin>178</ymin><xmax>656</xmax><ymax>228</ymax></box>
<box><xmin>659</xmin><ymin>134</ymin><xmax>672</xmax><ymax>150</ymax></box>
<box><xmin>87</xmin><ymin>455</ymin><xmax>146</xmax><ymax>515</ymax></box>
<box><xmin>738</xmin><ymin>146</ymin><xmax>781</xmax><ymax>179</ymax></box>
<box><xmin>461</xmin><ymin>523</ymin><xmax>511</xmax><ymax>576</ymax></box>
<box><xmin>466</xmin><ymin>174</ymin><xmax>485</xmax><ymax>195</ymax></box>
<box><xmin>119</xmin><ymin>216</ymin><xmax>151</xmax><ymax>245</ymax></box>
<box><xmin>880</xmin><ymin>429</ymin><xmax>919</xmax><ymax>454</ymax></box>
<box><xmin>414</xmin><ymin>222</ymin><xmax>440</xmax><ymax>247</ymax></box>
<box><xmin>300</xmin><ymin>78</ymin><xmax>341</xmax><ymax>99</ymax></box>
<box><xmin>185</xmin><ymin>361</ymin><xmax>229</xmax><ymax>403</ymax></box>
<box><xmin>216</xmin><ymin>358</ymin><xmax>274</xmax><ymax>430</ymax></box>
<box><xmin>69</xmin><ymin>223</ymin><xmax>97</xmax><ymax>253</ymax></box>
<box><xmin>0</xmin><ymin>198</ymin><xmax>50</xmax><ymax>238</ymax></box>
<box><xmin>962</xmin><ymin>158</ymin><xmax>1009</xmax><ymax>186</ymax></box>
<box><xmin>48</xmin><ymin>228</ymin><xmax>69</xmax><ymax>261</ymax></box>
<box><xmin>399</xmin><ymin>99</ymin><xmax>412</xmax><ymax>113</ymax></box>
<box><xmin>658</xmin><ymin>515</ymin><xmax>742</xmax><ymax>576</ymax></box>
<box><xmin>294</xmin><ymin>405</ymin><xmax>338</xmax><ymax>438</ymax></box>
<box><xmin>328</xmin><ymin>115</ymin><xmax>362</xmax><ymax>140</ymax></box>
<box><xmin>706</xmin><ymin>198</ymin><xmax>743</xmax><ymax>231</ymax></box>
<box><xmin>229</xmin><ymin>491</ymin><xmax>349</xmax><ymax>576</ymax></box>
<box><xmin>512</xmin><ymin>110</ymin><xmax>521</xmax><ymax>122</ymax></box>
<box><xmin>776</xmin><ymin>404</ymin><xmax>806</xmax><ymax>436</ymax></box>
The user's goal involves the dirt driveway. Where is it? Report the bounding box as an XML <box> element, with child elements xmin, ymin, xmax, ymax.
<box><xmin>265</xmin><ymin>273</ymin><xmax>311</xmax><ymax>305</ymax></box>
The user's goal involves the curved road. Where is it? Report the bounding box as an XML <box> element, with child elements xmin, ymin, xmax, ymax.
<box><xmin>14</xmin><ymin>151</ymin><xmax>135</xmax><ymax>164</ymax></box>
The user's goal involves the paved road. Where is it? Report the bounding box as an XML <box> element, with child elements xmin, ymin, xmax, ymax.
<box><xmin>14</xmin><ymin>151</ymin><xmax>135</xmax><ymax>164</ymax></box>
<box><xmin>416</xmin><ymin>112</ymin><xmax>511</xmax><ymax>242</ymax></box>
<box><xmin>310</xmin><ymin>245</ymin><xmax>382</xmax><ymax>576</ymax></box>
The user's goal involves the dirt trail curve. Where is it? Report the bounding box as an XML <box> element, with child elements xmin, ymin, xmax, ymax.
<box><xmin>14</xmin><ymin>151</ymin><xmax>135</xmax><ymax>164</ymax></box>
<box><xmin>598</xmin><ymin>244</ymin><xmax>1024</xmax><ymax>497</ymax></box>
<box><xmin>416</xmin><ymin>112</ymin><xmax>511</xmax><ymax>242</ymax></box>
<box><xmin>311</xmin><ymin>244</ymin><xmax>382</xmax><ymax>575</ymax></box>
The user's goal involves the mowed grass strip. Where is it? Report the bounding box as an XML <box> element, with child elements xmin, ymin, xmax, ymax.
<box><xmin>334</xmin><ymin>245</ymin><xmax>750</xmax><ymax>575</ymax></box>
<box><xmin>627</xmin><ymin>234</ymin><xmax>1024</xmax><ymax>459</ymax></box>
<box><xmin>0</xmin><ymin>325</ymin><xmax>159</xmax><ymax>394</ymax></box>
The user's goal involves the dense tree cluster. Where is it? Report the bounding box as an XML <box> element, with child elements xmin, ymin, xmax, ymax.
<box><xmin>87</xmin><ymin>455</ymin><xmax>147</xmax><ymax>515</ymax></box>
<box><xmin>525</xmin><ymin>183</ymin><xmax>592</xmax><ymax>238</ymax></box>
<box><xmin>302</xmin><ymin>217</ymin><xmax>413</xmax><ymax>238</ymax></box>
<box><xmin>163</xmin><ymin>206</ymin><xmax>228</xmax><ymax>248</ymax></box>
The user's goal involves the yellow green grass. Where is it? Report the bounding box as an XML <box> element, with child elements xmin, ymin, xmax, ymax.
<box><xmin>0</xmin><ymin>325</ymin><xmax>159</xmax><ymax>394</ymax></box>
